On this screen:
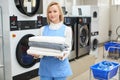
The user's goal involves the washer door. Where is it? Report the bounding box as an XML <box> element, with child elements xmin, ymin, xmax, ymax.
<box><xmin>92</xmin><ymin>38</ymin><xmax>98</xmax><ymax>51</ymax></box>
<box><xmin>14</xmin><ymin>0</ymin><xmax>41</xmax><ymax>16</ymax></box>
<box><xmin>79</xmin><ymin>25</ymin><xmax>89</xmax><ymax>47</ymax></box>
<box><xmin>16</xmin><ymin>34</ymin><xmax>37</xmax><ymax>68</ymax></box>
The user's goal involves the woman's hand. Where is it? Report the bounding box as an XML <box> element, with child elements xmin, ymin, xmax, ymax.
<box><xmin>56</xmin><ymin>53</ymin><xmax>70</xmax><ymax>60</ymax></box>
<box><xmin>30</xmin><ymin>54</ymin><xmax>43</xmax><ymax>59</ymax></box>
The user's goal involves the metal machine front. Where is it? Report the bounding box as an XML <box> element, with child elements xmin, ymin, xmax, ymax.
<box><xmin>77</xmin><ymin>17</ymin><xmax>91</xmax><ymax>58</ymax></box>
<box><xmin>64</xmin><ymin>17</ymin><xmax>77</xmax><ymax>61</ymax></box>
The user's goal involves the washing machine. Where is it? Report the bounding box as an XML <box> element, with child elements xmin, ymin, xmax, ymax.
<box><xmin>77</xmin><ymin>17</ymin><xmax>91</xmax><ymax>58</ymax></box>
<box><xmin>90</xmin><ymin>22</ymin><xmax>99</xmax><ymax>58</ymax></box>
<box><xmin>64</xmin><ymin>16</ymin><xmax>77</xmax><ymax>61</ymax></box>
<box><xmin>90</xmin><ymin>31</ymin><xmax>99</xmax><ymax>58</ymax></box>
<box><xmin>72</xmin><ymin>5</ymin><xmax>99</xmax><ymax>57</ymax></box>
<box><xmin>9</xmin><ymin>15</ymin><xmax>42</xmax><ymax>80</ymax></box>
<box><xmin>0</xmin><ymin>0</ymin><xmax>43</xmax><ymax>80</ymax></box>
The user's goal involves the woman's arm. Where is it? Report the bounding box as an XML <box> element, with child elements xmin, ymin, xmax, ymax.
<box><xmin>60</xmin><ymin>26</ymin><xmax>72</xmax><ymax>60</ymax></box>
<box><xmin>64</xmin><ymin>26</ymin><xmax>72</xmax><ymax>53</ymax></box>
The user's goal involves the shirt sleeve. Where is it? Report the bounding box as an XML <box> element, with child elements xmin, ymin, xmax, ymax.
<box><xmin>64</xmin><ymin>26</ymin><xmax>72</xmax><ymax>54</ymax></box>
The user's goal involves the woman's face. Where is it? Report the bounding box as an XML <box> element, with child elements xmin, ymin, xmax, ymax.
<box><xmin>48</xmin><ymin>5</ymin><xmax>60</xmax><ymax>24</ymax></box>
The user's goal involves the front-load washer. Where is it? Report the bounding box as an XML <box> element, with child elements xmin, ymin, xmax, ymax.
<box><xmin>1</xmin><ymin>0</ymin><xmax>43</xmax><ymax>79</ymax></box>
<box><xmin>90</xmin><ymin>21</ymin><xmax>99</xmax><ymax>58</ymax></box>
<box><xmin>64</xmin><ymin>17</ymin><xmax>77</xmax><ymax>61</ymax></box>
<box><xmin>9</xmin><ymin>16</ymin><xmax>42</xmax><ymax>80</ymax></box>
<box><xmin>77</xmin><ymin>17</ymin><xmax>91</xmax><ymax>58</ymax></box>
<box><xmin>90</xmin><ymin>31</ymin><xmax>99</xmax><ymax>58</ymax></box>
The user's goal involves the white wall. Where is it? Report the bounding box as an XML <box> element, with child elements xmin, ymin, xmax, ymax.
<box><xmin>98</xmin><ymin>0</ymin><xmax>110</xmax><ymax>43</ymax></box>
<box><xmin>84</xmin><ymin>0</ymin><xmax>110</xmax><ymax>43</ymax></box>
<box><xmin>84</xmin><ymin>0</ymin><xmax>98</xmax><ymax>5</ymax></box>
<box><xmin>110</xmin><ymin>5</ymin><xmax>120</xmax><ymax>40</ymax></box>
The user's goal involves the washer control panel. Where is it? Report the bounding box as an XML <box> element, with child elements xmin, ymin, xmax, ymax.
<box><xmin>10</xmin><ymin>16</ymin><xmax>42</xmax><ymax>31</ymax></box>
<box><xmin>91</xmin><ymin>31</ymin><xmax>99</xmax><ymax>36</ymax></box>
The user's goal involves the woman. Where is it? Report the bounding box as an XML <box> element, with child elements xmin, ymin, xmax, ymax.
<box><xmin>34</xmin><ymin>2</ymin><xmax>72</xmax><ymax>80</ymax></box>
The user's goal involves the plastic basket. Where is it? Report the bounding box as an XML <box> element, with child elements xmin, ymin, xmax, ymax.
<box><xmin>116</xmin><ymin>44</ymin><xmax>120</xmax><ymax>53</ymax></box>
<box><xmin>90</xmin><ymin>61</ymin><xmax>120</xmax><ymax>80</ymax></box>
<box><xmin>104</xmin><ymin>42</ymin><xmax>118</xmax><ymax>52</ymax></box>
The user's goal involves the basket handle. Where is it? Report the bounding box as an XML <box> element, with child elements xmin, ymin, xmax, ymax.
<box><xmin>104</xmin><ymin>46</ymin><xmax>120</xmax><ymax>60</ymax></box>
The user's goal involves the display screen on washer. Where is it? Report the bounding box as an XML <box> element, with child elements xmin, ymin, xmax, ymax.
<box><xmin>14</xmin><ymin>0</ymin><xmax>43</xmax><ymax>16</ymax></box>
<box><xmin>10</xmin><ymin>16</ymin><xmax>42</xmax><ymax>31</ymax></box>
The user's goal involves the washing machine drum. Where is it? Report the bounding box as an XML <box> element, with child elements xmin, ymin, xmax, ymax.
<box><xmin>16</xmin><ymin>34</ymin><xmax>38</xmax><ymax>68</ymax></box>
<box><xmin>92</xmin><ymin>38</ymin><xmax>98</xmax><ymax>51</ymax></box>
<box><xmin>79</xmin><ymin>25</ymin><xmax>89</xmax><ymax>47</ymax></box>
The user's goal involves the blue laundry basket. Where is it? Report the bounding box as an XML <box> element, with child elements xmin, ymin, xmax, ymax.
<box><xmin>90</xmin><ymin>61</ymin><xmax>120</xmax><ymax>80</ymax></box>
<box><xmin>104</xmin><ymin>42</ymin><xmax>119</xmax><ymax>52</ymax></box>
<box><xmin>116</xmin><ymin>44</ymin><xmax>120</xmax><ymax>53</ymax></box>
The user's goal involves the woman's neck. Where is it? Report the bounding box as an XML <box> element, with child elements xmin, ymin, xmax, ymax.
<box><xmin>49</xmin><ymin>21</ymin><xmax>63</xmax><ymax>30</ymax></box>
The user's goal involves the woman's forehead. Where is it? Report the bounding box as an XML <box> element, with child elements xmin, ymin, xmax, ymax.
<box><xmin>49</xmin><ymin>5</ymin><xmax>59</xmax><ymax>11</ymax></box>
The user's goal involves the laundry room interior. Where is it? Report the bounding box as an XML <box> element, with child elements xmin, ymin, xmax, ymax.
<box><xmin>0</xmin><ymin>0</ymin><xmax>120</xmax><ymax>80</ymax></box>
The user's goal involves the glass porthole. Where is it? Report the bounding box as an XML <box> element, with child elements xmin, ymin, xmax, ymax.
<box><xmin>14</xmin><ymin>0</ymin><xmax>41</xmax><ymax>16</ymax></box>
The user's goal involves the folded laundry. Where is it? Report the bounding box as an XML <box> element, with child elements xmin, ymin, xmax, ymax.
<box><xmin>28</xmin><ymin>41</ymin><xmax>69</xmax><ymax>51</ymax></box>
<box><xmin>29</xmin><ymin>47</ymin><xmax>62</xmax><ymax>53</ymax></box>
<box><xmin>27</xmin><ymin>49</ymin><xmax>67</xmax><ymax>57</ymax></box>
<box><xmin>29</xmin><ymin>36</ymin><xmax>65</xmax><ymax>44</ymax></box>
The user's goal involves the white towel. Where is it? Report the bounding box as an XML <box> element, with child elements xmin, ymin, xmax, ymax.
<box><xmin>29</xmin><ymin>36</ymin><xmax>65</xmax><ymax>44</ymax></box>
<box><xmin>27</xmin><ymin>48</ymin><xmax>66</xmax><ymax>57</ymax></box>
<box><xmin>29</xmin><ymin>47</ymin><xmax>62</xmax><ymax>53</ymax></box>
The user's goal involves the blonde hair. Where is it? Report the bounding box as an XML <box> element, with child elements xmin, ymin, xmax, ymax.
<box><xmin>46</xmin><ymin>2</ymin><xmax>64</xmax><ymax>24</ymax></box>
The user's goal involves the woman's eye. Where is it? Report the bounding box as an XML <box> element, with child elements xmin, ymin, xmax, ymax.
<box><xmin>54</xmin><ymin>11</ymin><xmax>57</xmax><ymax>13</ymax></box>
<box><xmin>48</xmin><ymin>11</ymin><xmax>51</xmax><ymax>13</ymax></box>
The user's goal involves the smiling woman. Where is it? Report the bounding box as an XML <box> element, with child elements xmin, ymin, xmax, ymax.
<box><xmin>28</xmin><ymin>1</ymin><xmax>73</xmax><ymax>80</ymax></box>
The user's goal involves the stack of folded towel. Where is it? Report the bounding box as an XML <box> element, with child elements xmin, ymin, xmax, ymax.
<box><xmin>27</xmin><ymin>36</ymin><xmax>69</xmax><ymax>57</ymax></box>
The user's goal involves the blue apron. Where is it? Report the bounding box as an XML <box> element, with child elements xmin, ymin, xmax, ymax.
<box><xmin>38</xmin><ymin>24</ymin><xmax>72</xmax><ymax>77</ymax></box>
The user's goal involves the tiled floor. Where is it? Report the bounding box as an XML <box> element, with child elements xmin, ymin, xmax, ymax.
<box><xmin>31</xmin><ymin>46</ymin><xmax>120</xmax><ymax>80</ymax></box>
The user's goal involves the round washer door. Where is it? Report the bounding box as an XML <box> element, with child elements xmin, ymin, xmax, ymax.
<box><xmin>14</xmin><ymin>0</ymin><xmax>40</xmax><ymax>16</ymax></box>
<box><xmin>92</xmin><ymin>38</ymin><xmax>98</xmax><ymax>51</ymax></box>
<box><xmin>79</xmin><ymin>25</ymin><xmax>89</xmax><ymax>47</ymax></box>
<box><xmin>16</xmin><ymin>34</ymin><xmax>37</xmax><ymax>68</ymax></box>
